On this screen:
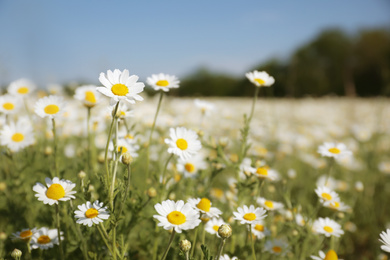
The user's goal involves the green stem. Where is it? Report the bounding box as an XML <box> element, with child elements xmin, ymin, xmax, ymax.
<box><xmin>87</xmin><ymin>106</ymin><xmax>92</xmax><ymax>174</ymax></box>
<box><xmin>109</xmin><ymin>117</ymin><xmax>119</xmax><ymax>211</ymax></box>
<box><xmin>190</xmin><ymin>227</ymin><xmax>198</xmax><ymax>258</ymax></box>
<box><xmin>248</xmin><ymin>86</ymin><xmax>260</xmax><ymax>123</ymax></box>
<box><xmin>215</xmin><ymin>238</ymin><xmax>226</xmax><ymax>260</ymax></box>
<box><xmin>118</xmin><ymin>164</ymin><xmax>131</xmax><ymax>218</ymax></box>
<box><xmin>97</xmin><ymin>224</ymin><xmax>114</xmax><ymax>256</ymax></box>
<box><xmin>104</xmin><ymin>102</ymin><xmax>120</xmax><ymax>186</ymax></box>
<box><xmin>249</xmin><ymin>225</ymin><xmax>256</xmax><ymax>260</ymax></box>
<box><xmin>159</xmin><ymin>154</ymin><xmax>174</xmax><ymax>201</ymax></box>
<box><xmin>160</xmin><ymin>230</ymin><xmax>176</xmax><ymax>260</ymax></box>
<box><xmin>55</xmin><ymin>204</ymin><xmax>64</xmax><ymax>260</ymax></box>
<box><xmin>52</xmin><ymin>118</ymin><xmax>59</xmax><ymax>177</ymax></box>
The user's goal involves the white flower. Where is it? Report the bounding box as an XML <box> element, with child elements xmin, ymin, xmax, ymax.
<box><xmin>311</xmin><ymin>250</ymin><xmax>343</xmax><ymax>260</ymax></box>
<box><xmin>146</xmin><ymin>73</ymin><xmax>180</xmax><ymax>92</ymax></box>
<box><xmin>317</xmin><ymin>142</ymin><xmax>352</xmax><ymax>159</ymax></box>
<box><xmin>194</xmin><ymin>99</ymin><xmax>215</xmax><ymax>115</ymax></box>
<box><xmin>11</xmin><ymin>228</ymin><xmax>37</xmax><ymax>241</ymax></box>
<box><xmin>98</xmin><ymin>69</ymin><xmax>145</xmax><ymax>105</ymax></box>
<box><xmin>34</xmin><ymin>95</ymin><xmax>66</xmax><ymax>119</ymax></box>
<box><xmin>74</xmin><ymin>201</ymin><xmax>110</xmax><ymax>227</ymax></box>
<box><xmin>379</xmin><ymin>229</ymin><xmax>390</xmax><ymax>253</ymax></box>
<box><xmin>312</xmin><ymin>217</ymin><xmax>344</xmax><ymax>237</ymax></box>
<box><xmin>33</xmin><ymin>177</ymin><xmax>76</xmax><ymax>205</ymax></box>
<box><xmin>74</xmin><ymin>85</ymin><xmax>101</xmax><ymax>107</ymax></box>
<box><xmin>323</xmin><ymin>200</ymin><xmax>351</xmax><ymax>212</ymax></box>
<box><xmin>165</xmin><ymin>127</ymin><xmax>202</xmax><ymax>160</ymax></box>
<box><xmin>264</xmin><ymin>239</ymin><xmax>289</xmax><ymax>255</ymax></box>
<box><xmin>256</xmin><ymin>197</ymin><xmax>284</xmax><ymax>211</ymax></box>
<box><xmin>219</xmin><ymin>254</ymin><xmax>238</xmax><ymax>260</ymax></box>
<box><xmin>187</xmin><ymin>198</ymin><xmax>222</xmax><ymax>218</ymax></box>
<box><xmin>315</xmin><ymin>186</ymin><xmax>340</xmax><ymax>203</ymax></box>
<box><xmin>8</xmin><ymin>78</ymin><xmax>36</xmax><ymax>96</ymax></box>
<box><xmin>253</xmin><ymin>166</ymin><xmax>279</xmax><ymax>181</ymax></box>
<box><xmin>233</xmin><ymin>205</ymin><xmax>267</xmax><ymax>225</ymax></box>
<box><xmin>238</xmin><ymin>158</ymin><xmax>256</xmax><ymax>179</ymax></box>
<box><xmin>251</xmin><ymin>221</ymin><xmax>269</xmax><ymax>239</ymax></box>
<box><xmin>205</xmin><ymin>218</ymin><xmax>226</xmax><ymax>237</ymax></box>
<box><xmin>176</xmin><ymin>153</ymin><xmax>207</xmax><ymax>178</ymax></box>
<box><xmin>153</xmin><ymin>200</ymin><xmax>201</xmax><ymax>233</ymax></box>
<box><xmin>0</xmin><ymin>118</ymin><xmax>34</xmax><ymax>152</ymax></box>
<box><xmin>0</xmin><ymin>95</ymin><xmax>20</xmax><ymax>114</ymax></box>
<box><xmin>245</xmin><ymin>70</ymin><xmax>275</xmax><ymax>87</ymax></box>
<box><xmin>109</xmin><ymin>138</ymin><xmax>139</xmax><ymax>159</ymax></box>
<box><xmin>30</xmin><ymin>227</ymin><xmax>63</xmax><ymax>250</ymax></box>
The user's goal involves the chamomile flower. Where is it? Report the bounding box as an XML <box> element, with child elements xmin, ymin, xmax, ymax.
<box><xmin>315</xmin><ymin>186</ymin><xmax>340</xmax><ymax>203</ymax></box>
<box><xmin>312</xmin><ymin>217</ymin><xmax>344</xmax><ymax>237</ymax></box>
<box><xmin>74</xmin><ymin>85</ymin><xmax>101</xmax><ymax>107</ymax></box>
<box><xmin>379</xmin><ymin>229</ymin><xmax>390</xmax><ymax>253</ymax></box>
<box><xmin>205</xmin><ymin>218</ymin><xmax>226</xmax><ymax>237</ymax></box>
<box><xmin>253</xmin><ymin>166</ymin><xmax>280</xmax><ymax>181</ymax></box>
<box><xmin>98</xmin><ymin>69</ymin><xmax>145</xmax><ymax>104</ymax></box>
<box><xmin>153</xmin><ymin>200</ymin><xmax>201</xmax><ymax>233</ymax></box>
<box><xmin>295</xmin><ymin>213</ymin><xmax>308</xmax><ymax>227</ymax></box>
<box><xmin>30</xmin><ymin>227</ymin><xmax>63</xmax><ymax>250</ymax></box>
<box><xmin>219</xmin><ymin>255</ymin><xmax>238</xmax><ymax>260</ymax></box>
<box><xmin>0</xmin><ymin>118</ymin><xmax>34</xmax><ymax>152</ymax></box>
<box><xmin>194</xmin><ymin>99</ymin><xmax>215</xmax><ymax>115</ymax></box>
<box><xmin>11</xmin><ymin>228</ymin><xmax>37</xmax><ymax>242</ymax></box>
<box><xmin>311</xmin><ymin>250</ymin><xmax>343</xmax><ymax>260</ymax></box>
<box><xmin>323</xmin><ymin>200</ymin><xmax>351</xmax><ymax>212</ymax></box>
<box><xmin>264</xmin><ymin>239</ymin><xmax>289</xmax><ymax>256</ymax></box>
<box><xmin>245</xmin><ymin>70</ymin><xmax>275</xmax><ymax>87</ymax></box>
<box><xmin>165</xmin><ymin>127</ymin><xmax>202</xmax><ymax>160</ymax></box>
<box><xmin>176</xmin><ymin>153</ymin><xmax>207</xmax><ymax>178</ymax></box>
<box><xmin>74</xmin><ymin>200</ymin><xmax>110</xmax><ymax>227</ymax></box>
<box><xmin>34</xmin><ymin>95</ymin><xmax>66</xmax><ymax>119</ymax></box>
<box><xmin>109</xmin><ymin>138</ymin><xmax>139</xmax><ymax>159</ymax></box>
<box><xmin>251</xmin><ymin>221</ymin><xmax>269</xmax><ymax>239</ymax></box>
<box><xmin>317</xmin><ymin>142</ymin><xmax>352</xmax><ymax>159</ymax></box>
<box><xmin>239</xmin><ymin>158</ymin><xmax>256</xmax><ymax>178</ymax></box>
<box><xmin>111</xmin><ymin>102</ymin><xmax>134</xmax><ymax>120</ymax></box>
<box><xmin>233</xmin><ymin>205</ymin><xmax>267</xmax><ymax>225</ymax></box>
<box><xmin>146</xmin><ymin>73</ymin><xmax>180</xmax><ymax>92</ymax></box>
<box><xmin>8</xmin><ymin>78</ymin><xmax>36</xmax><ymax>96</ymax></box>
<box><xmin>0</xmin><ymin>95</ymin><xmax>20</xmax><ymax>114</ymax></box>
<box><xmin>256</xmin><ymin>197</ymin><xmax>284</xmax><ymax>211</ymax></box>
<box><xmin>187</xmin><ymin>198</ymin><xmax>222</xmax><ymax>218</ymax></box>
<box><xmin>33</xmin><ymin>177</ymin><xmax>76</xmax><ymax>205</ymax></box>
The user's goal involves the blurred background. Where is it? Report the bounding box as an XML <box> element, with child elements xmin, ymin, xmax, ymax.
<box><xmin>0</xmin><ymin>0</ymin><xmax>389</xmax><ymax>97</ymax></box>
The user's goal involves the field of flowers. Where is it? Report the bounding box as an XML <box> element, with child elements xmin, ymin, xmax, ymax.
<box><xmin>1</xmin><ymin>71</ymin><xmax>390</xmax><ymax>260</ymax></box>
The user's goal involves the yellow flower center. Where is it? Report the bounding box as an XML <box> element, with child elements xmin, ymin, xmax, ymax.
<box><xmin>85</xmin><ymin>208</ymin><xmax>99</xmax><ymax>218</ymax></box>
<box><xmin>167</xmin><ymin>211</ymin><xmax>186</xmax><ymax>225</ymax></box>
<box><xmin>264</xmin><ymin>200</ymin><xmax>274</xmax><ymax>209</ymax></box>
<box><xmin>12</xmin><ymin>133</ymin><xmax>24</xmax><ymax>142</ymax></box>
<box><xmin>156</xmin><ymin>80</ymin><xmax>169</xmax><ymax>87</ymax></box>
<box><xmin>321</xmin><ymin>193</ymin><xmax>332</xmax><ymax>201</ymax></box>
<box><xmin>272</xmin><ymin>246</ymin><xmax>282</xmax><ymax>253</ymax></box>
<box><xmin>118</xmin><ymin>146</ymin><xmax>128</xmax><ymax>154</ymax></box>
<box><xmin>328</xmin><ymin>148</ymin><xmax>340</xmax><ymax>154</ymax></box>
<box><xmin>324</xmin><ymin>249</ymin><xmax>338</xmax><ymax>260</ymax></box>
<box><xmin>197</xmin><ymin>198</ymin><xmax>211</xmax><ymax>212</ymax></box>
<box><xmin>111</xmin><ymin>84</ymin><xmax>129</xmax><ymax>96</ymax></box>
<box><xmin>46</xmin><ymin>183</ymin><xmax>65</xmax><ymax>200</ymax></box>
<box><xmin>125</xmin><ymin>134</ymin><xmax>134</xmax><ymax>140</ymax></box>
<box><xmin>331</xmin><ymin>201</ymin><xmax>340</xmax><ymax>208</ymax></box>
<box><xmin>17</xmin><ymin>87</ymin><xmax>29</xmax><ymax>94</ymax></box>
<box><xmin>37</xmin><ymin>235</ymin><xmax>51</xmax><ymax>244</ymax></box>
<box><xmin>185</xmin><ymin>163</ymin><xmax>195</xmax><ymax>173</ymax></box>
<box><xmin>211</xmin><ymin>188</ymin><xmax>224</xmax><ymax>199</ymax></box>
<box><xmin>176</xmin><ymin>138</ymin><xmax>188</xmax><ymax>150</ymax></box>
<box><xmin>44</xmin><ymin>104</ymin><xmax>60</xmax><ymax>115</ymax></box>
<box><xmin>323</xmin><ymin>226</ymin><xmax>333</xmax><ymax>233</ymax></box>
<box><xmin>3</xmin><ymin>102</ymin><xmax>14</xmax><ymax>110</ymax></box>
<box><xmin>85</xmin><ymin>91</ymin><xmax>96</xmax><ymax>104</ymax></box>
<box><xmin>254</xmin><ymin>224</ymin><xmax>264</xmax><ymax>232</ymax></box>
<box><xmin>243</xmin><ymin>213</ymin><xmax>256</xmax><ymax>221</ymax></box>
<box><xmin>20</xmin><ymin>230</ymin><xmax>32</xmax><ymax>238</ymax></box>
<box><xmin>120</xmin><ymin>111</ymin><xmax>126</xmax><ymax>116</ymax></box>
<box><xmin>254</xmin><ymin>78</ymin><xmax>265</xmax><ymax>85</ymax></box>
<box><xmin>213</xmin><ymin>225</ymin><xmax>219</xmax><ymax>232</ymax></box>
<box><xmin>256</xmin><ymin>167</ymin><xmax>268</xmax><ymax>176</ymax></box>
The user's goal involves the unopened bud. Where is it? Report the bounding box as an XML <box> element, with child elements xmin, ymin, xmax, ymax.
<box><xmin>355</xmin><ymin>181</ymin><xmax>364</xmax><ymax>192</ymax></box>
<box><xmin>121</xmin><ymin>152</ymin><xmax>133</xmax><ymax>165</ymax></box>
<box><xmin>0</xmin><ymin>182</ymin><xmax>7</xmax><ymax>191</ymax></box>
<box><xmin>179</xmin><ymin>239</ymin><xmax>191</xmax><ymax>252</ymax></box>
<box><xmin>147</xmin><ymin>187</ymin><xmax>157</xmax><ymax>198</ymax></box>
<box><xmin>11</xmin><ymin>248</ymin><xmax>22</xmax><ymax>259</ymax></box>
<box><xmin>78</xmin><ymin>171</ymin><xmax>86</xmax><ymax>179</ymax></box>
<box><xmin>44</xmin><ymin>146</ymin><xmax>53</xmax><ymax>156</ymax></box>
<box><xmin>218</xmin><ymin>224</ymin><xmax>232</xmax><ymax>239</ymax></box>
<box><xmin>0</xmin><ymin>232</ymin><xmax>7</xmax><ymax>240</ymax></box>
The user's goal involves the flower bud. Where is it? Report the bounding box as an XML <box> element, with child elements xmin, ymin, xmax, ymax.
<box><xmin>218</xmin><ymin>224</ymin><xmax>232</xmax><ymax>239</ymax></box>
<box><xmin>147</xmin><ymin>187</ymin><xmax>157</xmax><ymax>198</ymax></box>
<box><xmin>11</xmin><ymin>248</ymin><xmax>22</xmax><ymax>259</ymax></box>
<box><xmin>78</xmin><ymin>171</ymin><xmax>86</xmax><ymax>179</ymax></box>
<box><xmin>179</xmin><ymin>239</ymin><xmax>191</xmax><ymax>253</ymax></box>
<box><xmin>44</xmin><ymin>146</ymin><xmax>53</xmax><ymax>156</ymax></box>
<box><xmin>121</xmin><ymin>152</ymin><xmax>133</xmax><ymax>165</ymax></box>
<box><xmin>0</xmin><ymin>182</ymin><xmax>7</xmax><ymax>191</ymax></box>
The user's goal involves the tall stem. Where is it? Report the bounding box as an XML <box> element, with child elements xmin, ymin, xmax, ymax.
<box><xmin>52</xmin><ymin>118</ymin><xmax>59</xmax><ymax>177</ymax></box>
<box><xmin>104</xmin><ymin>102</ymin><xmax>120</xmax><ymax>184</ymax></box>
<box><xmin>215</xmin><ymin>238</ymin><xmax>226</xmax><ymax>260</ymax></box>
<box><xmin>248</xmin><ymin>87</ymin><xmax>260</xmax><ymax>123</ymax></box>
<box><xmin>87</xmin><ymin>106</ymin><xmax>92</xmax><ymax>174</ymax></box>
<box><xmin>249</xmin><ymin>225</ymin><xmax>256</xmax><ymax>260</ymax></box>
<box><xmin>160</xmin><ymin>230</ymin><xmax>176</xmax><ymax>260</ymax></box>
<box><xmin>159</xmin><ymin>154</ymin><xmax>174</xmax><ymax>201</ymax></box>
<box><xmin>190</xmin><ymin>227</ymin><xmax>198</xmax><ymax>258</ymax></box>
<box><xmin>109</xmin><ymin>117</ymin><xmax>119</xmax><ymax>211</ymax></box>
<box><xmin>55</xmin><ymin>204</ymin><xmax>64</xmax><ymax>260</ymax></box>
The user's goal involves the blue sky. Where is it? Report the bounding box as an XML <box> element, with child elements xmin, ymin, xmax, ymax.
<box><xmin>0</xmin><ymin>0</ymin><xmax>389</xmax><ymax>86</ymax></box>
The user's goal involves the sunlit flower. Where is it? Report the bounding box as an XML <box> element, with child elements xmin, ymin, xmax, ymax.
<box><xmin>187</xmin><ymin>198</ymin><xmax>222</xmax><ymax>218</ymax></box>
<box><xmin>295</xmin><ymin>213</ymin><xmax>308</xmax><ymax>227</ymax></box>
<box><xmin>315</xmin><ymin>186</ymin><xmax>340</xmax><ymax>203</ymax></box>
<box><xmin>34</xmin><ymin>95</ymin><xmax>66</xmax><ymax>119</ymax></box>
<box><xmin>153</xmin><ymin>200</ymin><xmax>201</xmax><ymax>233</ymax></box>
<box><xmin>176</xmin><ymin>153</ymin><xmax>207</xmax><ymax>178</ymax></box>
<box><xmin>0</xmin><ymin>95</ymin><xmax>20</xmax><ymax>114</ymax></box>
<box><xmin>239</xmin><ymin>158</ymin><xmax>256</xmax><ymax>178</ymax></box>
<box><xmin>109</xmin><ymin>138</ymin><xmax>139</xmax><ymax>159</ymax></box>
<box><xmin>253</xmin><ymin>165</ymin><xmax>279</xmax><ymax>181</ymax></box>
<box><xmin>379</xmin><ymin>229</ymin><xmax>390</xmax><ymax>253</ymax></box>
<box><xmin>0</xmin><ymin>118</ymin><xmax>34</xmax><ymax>152</ymax></box>
<box><xmin>110</xmin><ymin>102</ymin><xmax>134</xmax><ymax>120</ymax></box>
<box><xmin>312</xmin><ymin>217</ymin><xmax>344</xmax><ymax>237</ymax></box>
<box><xmin>205</xmin><ymin>218</ymin><xmax>226</xmax><ymax>237</ymax></box>
<box><xmin>233</xmin><ymin>205</ymin><xmax>267</xmax><ymax>225</ymax></box>
<box><xmin>245</xmin><ymin>70</ymin><xmax>275</xmax><ymax>87</ymax></box>
<box><xmin>11</xmin><ymin>228</ymin><xmax>37</xmax><ymax>242</ymax></box>
<box><xmin>165</xmin><ymin>127</ymin><xmax>202</xmax><ymax>160</ymax></box>
<box><xmin>30</xmin><ymin>227</ymin><xmax>63</xmax><ymax>250</ymax></box>
<box><xmin>8</xmin><ymin>78</ymin><xmax>36</xmax><ymax>97</ymax></box>
<box><xmin>146</xmin><ymin>73</ymin><xmax>180</xmax><ymax>92</ymax></box>
<box><xmin>251</xmin><ymin>221</ymin><xmax>269</xmax><ymax>239</ymax></box>
<box><xmin>317</xmin><ymin>142</ymin><xmax>352</xmax><ymax>159</ymax></box>
<box><xmin>98</xmin><ymin>69</ymin><xmax>145</xmax><ymax>104</ymax></box>
<box><xmin>264</xmin><ymin>239</ymin><xmax>289</xmax><ymax>256</ymax></box>
<box><xmin>311</xmin><ymin>250</ymin><xmax>343</xmax><ymax>260</ymax></box>
<box><xmin>74</xmin><ymin>85</ymin><xmax>101</xmax><ymax>107</ymax></box>
<box><xmin>74</xmin><ymin>200</ymin><xmax>110</xmax><ymax>227</ymax></box>
<box><xmin>256</xmin><ymin>197</ymin><xmax>284</xmax><ymax>211</ymax></box>
<box><xmin>323</xmin><ymin>200</ymin><xmax>351</xmax><ymax>212</ymax></box>
<box><xmin>33</xmin><ymin>177</ymin><xmax>76</xmax><ymax>205</ymax></box>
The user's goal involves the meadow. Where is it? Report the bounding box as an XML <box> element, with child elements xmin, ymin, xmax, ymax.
<box><xmin>1</xmin><ymin>72</ymin><xmax>390</xmax><ymax>260</ymax></box>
